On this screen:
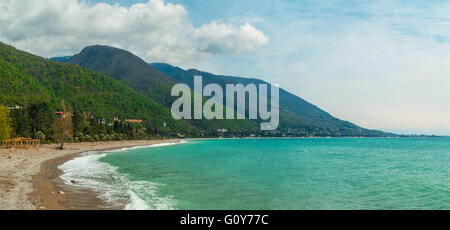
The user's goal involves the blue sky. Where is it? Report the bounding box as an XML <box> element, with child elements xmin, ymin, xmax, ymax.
<box><xmin>2</xmin><ymin>0</ymin><xmax>450</xmax><ymax>135</ymax></box>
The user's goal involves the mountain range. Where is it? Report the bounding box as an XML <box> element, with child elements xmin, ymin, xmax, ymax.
<box><xmin>0</xmin><ymin>41</ymin><xmax>389</xmax><ymax>137</ymax></box>
<box><xmin>150</xmin><ymin>62</ymin><xmax>385</xmax><ymax>136</ymax></box>
<box><xmin>60</xmin><ymin>45</ymin><xmax>387</xmax><ymax>137</ymax></box>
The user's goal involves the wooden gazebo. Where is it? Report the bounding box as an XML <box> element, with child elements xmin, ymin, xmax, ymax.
<box><xmin>2</xmin><ymin>137</ymin><xmax>40</xmax><ymax>150</ymax></box>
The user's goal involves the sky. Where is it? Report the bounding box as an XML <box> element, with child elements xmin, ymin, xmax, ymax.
<box><xmin>1</xmin><ymin>0</ymin><xmax>450</xmax><ymax>135</ymax></box>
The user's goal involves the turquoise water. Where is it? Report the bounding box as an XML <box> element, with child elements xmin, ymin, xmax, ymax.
<box><xmin>60</xmin><ymin>138</ymin><xmax>450</xmax><ymax>209</ymax></box>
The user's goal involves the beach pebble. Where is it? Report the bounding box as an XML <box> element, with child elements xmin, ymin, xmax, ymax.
<box><xmin>58</xmin><ymin>190</ymin><xmax>65</xmax><ymax>195</ymax></box>
<box><xmin>70</xmin><ymin>180</ymin><xmax>77</xmax><ymax>184</ymax></box>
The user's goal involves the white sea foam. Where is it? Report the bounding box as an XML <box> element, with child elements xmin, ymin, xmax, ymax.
<box><xmin>58</xmin><ymin>141</ymin><xmax>185</xmax><ymax>210</ymax></box>
<box><xmin>103</xmin><ymin>140</ymin><xmax>186</xmax><ymax>153</ymax></box>
<box><xmin>124</xmin><ymin>181</ymin><xmax>176</xmax><ymax>210</ymax></box>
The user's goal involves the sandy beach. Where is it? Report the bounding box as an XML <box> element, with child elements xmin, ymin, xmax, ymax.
<box><xmin>0</xmin><ymin>139</ymin><xmax>180</xmax><ymax>210</ymax></box>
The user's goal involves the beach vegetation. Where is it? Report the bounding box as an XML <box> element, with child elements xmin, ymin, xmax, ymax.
<box><xmin>34</xmin><ymin>131</ymin><xmax>46</xmax><ymax>141</ymax></box>
<box><xmin>0</xmin><ymin>105</ymin><xmax>13</xmax><ymax>142</ymax></box>
<box><xmin>52</xmin><ymin>101</ymin><xmax>73</xmax><ymax>150</ymax></box>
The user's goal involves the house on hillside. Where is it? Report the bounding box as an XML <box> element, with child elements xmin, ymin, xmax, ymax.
<box><xmin>125</xmin><ymin>119</ymin><xmax>143</xmax><ymax>124</ymax></box>
<box><xmin>83</xmin><ymin>112</ymin><xmax>94</xmax><ymax>119</ymax></box>
<box><xmin>97</xmin><ymin>118</ymin><xmax>106</xmax><ymax>124</ymax></box>
<box><xmin>8</xmin><ymin>105</ymin><xmax>23</xmax><ymax>110</ymax></box>
<box><xmin>54</xmin><ymin>111</ymin><xmax>70</xmax><ymax>118</ymax></box>
<box><xmin>217</xmin><ymin>128</ymin><xmax>228</xmax><ymax>137</ymax></box>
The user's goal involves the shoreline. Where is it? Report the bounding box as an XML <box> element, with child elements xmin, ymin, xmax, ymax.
<box><xmin>0</xmin><ymin>139</ymin><xmax>181</xmax><ymax>210</ymax></box>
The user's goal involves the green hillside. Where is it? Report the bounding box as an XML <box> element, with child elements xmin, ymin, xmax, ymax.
<box><xmin>67</xmin><ymin>46</ymin><xmax>176</xmax><ymax>106</ymax></box>
<box><xmin>0</xmin><ymin>42</ymin><xmax>195</xmax><ymax>137</ymax></box>
<box><xmin>152</xmin><ymin>63</ymin><xmax>389</xmax><ymax>137</ymax></box>
<box><xmin>66</xmin><ymin>45</ymin><xmax>260</xmax><ymax>135</ymax></box>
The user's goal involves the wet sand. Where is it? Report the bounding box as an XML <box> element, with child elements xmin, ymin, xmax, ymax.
<box><xmin>0</xmin><ymin>139</ymin><xmax>180</xmax><ymax>210</ymax></box>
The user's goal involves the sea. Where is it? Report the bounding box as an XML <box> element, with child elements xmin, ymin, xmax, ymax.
<box><xmin>58</xmin><ymin>138</ymin><xmax>450</xmax><ymax>210</ymax></box>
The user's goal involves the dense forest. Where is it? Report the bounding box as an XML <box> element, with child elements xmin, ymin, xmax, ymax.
<box><xmin>0</xmin><ymin>42</ymin><xmax>197</xmax><ymax>143</ymax></box>
<box><xmin>2</xmin><ymin>101</ymin><xmax>161</xmax><ymax>143</ymax></box>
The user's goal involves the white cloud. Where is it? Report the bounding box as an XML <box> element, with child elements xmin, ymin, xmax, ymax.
<box><xmin>193</xmin><ymin>21</ymin><xmax>269</xmax><ymax>54</ymax></box>
<box><xmin>0</xmin><ymin>0</ymin><xmax>268</xmax><ymax>64</ymax></box>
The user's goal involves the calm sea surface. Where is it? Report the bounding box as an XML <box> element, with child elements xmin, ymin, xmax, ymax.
<box><xmin>59</xmin><ymin>138</ymin><xmax>450</xmax><ymax>209</ymax></box>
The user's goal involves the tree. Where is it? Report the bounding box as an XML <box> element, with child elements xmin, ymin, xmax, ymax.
<box><xmin>11</xmin><ymin>108</ymin><xmax>31</xmax><ymax>138</ymax></box>
<box><xmin>52</xmin><ymin>101</ymin><xmax>72</xmax><ymax>150</ymax></box>
<box><xmin>0</xmin><ymin>105</ymin><xmax>12</xmax><ymax>142</ymax></box>
<box><xmin>29</xmin><ymin>101</ymin><xmax>53</xmax><ymax>138</ymax></box>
